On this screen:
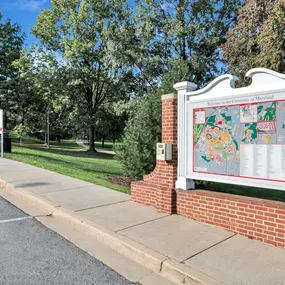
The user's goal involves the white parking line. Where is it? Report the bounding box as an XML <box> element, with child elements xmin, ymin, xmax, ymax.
<box><xmin>0</xmin><ymin>216</ymin><xmax>32</xmax><ymax>224</ymax></box>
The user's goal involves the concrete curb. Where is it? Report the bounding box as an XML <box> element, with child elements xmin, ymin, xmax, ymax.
<box><xmin>0</xmin><ymin>179</ymin><xmax>56</xmax><ymax>215</ymax></box>
<box><xmin>0</xmin><ymin>179</ymin><xmax>222</xmax><ymax>285</ymax></box>
<box><xmin>161</xmin><ymin>259</ymin><xmax>226</xmax><ymax>285</ymax></box>
<box><xmin>52</xmin><ymin>207</ymin><xmax>167</xmax><ymax>273</ymax></box>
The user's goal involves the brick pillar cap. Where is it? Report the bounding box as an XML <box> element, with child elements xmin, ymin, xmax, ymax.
<box><xmin>173</xmin><ymin>81</ymin><xmax>197</xmax><ymax>92</ymax></box>
<box><xmin>161</xmin><ymin>93</ymin><xmax>177</xmax><ymax>101</ymax></box>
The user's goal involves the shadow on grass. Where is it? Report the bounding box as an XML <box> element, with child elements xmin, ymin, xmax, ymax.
<box><xmin>200</xmin><ymin>182</ymin><xmax>285</xmax><ymax>202</ymax></box>
<box><xmin>83</xmin><ymin>141</ymin><xmax>115</xmax><ymax>149</ymax></box>
<box><xmin>15</xmin><ymin>144</ymin><xmax>115</xmax><ymax>160</ymax></box>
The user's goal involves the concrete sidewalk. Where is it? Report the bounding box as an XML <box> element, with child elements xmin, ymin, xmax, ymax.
<box><xmin>0</xmin><ymin>158</ymin><xmax>284</xmax><ymax>285</ymax></box>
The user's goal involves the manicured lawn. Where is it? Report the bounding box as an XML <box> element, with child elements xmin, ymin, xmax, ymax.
<box><xmin>4</xmin><ymin>141</ymin><xmax>130</xmax><ymax>194</ymax></box>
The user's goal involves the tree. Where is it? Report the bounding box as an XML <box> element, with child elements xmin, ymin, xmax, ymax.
<box><xmin>33</xmin><ymin>0</ymin><xmax>132</xmax><ymax>152</ymax></box>
<box><xmin>116</xmin><ymin>59</ymin><xmax>190</xmax><ymax>179</ymax></box>
<box><xmin>0</xmin><ymin>12</ymin><xmax>25</xmax><ymax>130</ymax></box>
<box><xmin>14</xmin><ymin>47</ymin><xmax>73</xmax><ymax>145</ymax></box>
<box><xmin>12</xmin><ymin>124</ymin><xmax>26</xmax><ymax>145</ymax></box>
<box><xmin>116</xmin><ymin>92</ymin><xmax>162</xmax><ymax>179</ymax></box>
<box><xmin>112</xmin><ymin>0</ymin><xmax>242</xmax><ymax>90</ymax></box>
<box><xmin>222</xmin><ymin>0</ymin><xmax>285</xmax><ymax>79</ymax></box>
<box><xmin>95</xmin><ymin>102</ymin><xmax>129</xmax><ymax>147</ymax></box>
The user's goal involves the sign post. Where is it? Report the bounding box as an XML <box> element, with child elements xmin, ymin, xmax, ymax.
<box><xmin>0</xmin><ymin>110</ymin><xmax>3</xmax><ymax>158</ymax></box>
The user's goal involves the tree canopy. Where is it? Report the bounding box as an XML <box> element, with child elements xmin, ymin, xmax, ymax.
<box><xmin>14</xmin><ymin>47</ymin><xmax>74</xmax><ymax>144</ymax></box>
<box><xmin>223</xmin><ymin>0</ymin><xmax>285</xmax><ymax>79</ymax></box>
<box><xmin>0</xmin><ymin>12</ymin><xmax>25</xmax><ymax>129</ymax></box>
<box><xmin>114</xmin><ymin>0</ymin><xmax>242</xmax><ymax>89</ymax></box>
<box><xmin>33</xmin><ymin>0</ymin><xmax>133</xmax><ymax>151</ymax></box>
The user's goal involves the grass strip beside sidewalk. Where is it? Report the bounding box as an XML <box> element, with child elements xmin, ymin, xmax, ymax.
<box><xmin>5</xmin><ymin>142</ymin><xmax>130</xmax><ymax>194</ymax></box>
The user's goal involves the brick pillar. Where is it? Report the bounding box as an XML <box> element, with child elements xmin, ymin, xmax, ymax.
<box><xmin>156</xmin><ymin>94</ymin><xmax>177</xmax><ymax>213</ymax></box>
<box><xmin>131</xmin><ymin>93</ymin><xmax>178</xmax><ymax>215</ymax></box>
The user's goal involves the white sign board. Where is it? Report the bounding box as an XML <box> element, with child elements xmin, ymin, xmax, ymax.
<box><xmin>175</xmin><ymin>68</ymin><xmax>285</xmax><ymax>191</ymax></box>
<box><xmin>0</xmin><ymin>109</ymin><xmax>3</xmax><ymax>158</ymax></box>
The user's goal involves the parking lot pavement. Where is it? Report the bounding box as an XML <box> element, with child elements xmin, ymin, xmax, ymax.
<box><xmin>0</xmin><ymin>197</ymin><xmax>138</xmax><ymax>285</ymax></box>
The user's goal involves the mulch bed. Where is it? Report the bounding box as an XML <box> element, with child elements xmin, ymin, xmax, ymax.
<box><xmin>108</xmin><ymin>176</ymin><xmax>133</xmax><ymax>187</ymax></box>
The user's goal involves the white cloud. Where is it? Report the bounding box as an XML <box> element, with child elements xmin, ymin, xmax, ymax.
<box><xmin>15</xmin><ymin>0</ymin><xmax>47</xmax><ymax>11</ymax></box>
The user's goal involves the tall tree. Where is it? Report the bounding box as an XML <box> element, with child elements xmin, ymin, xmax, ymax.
<box><xmin>14</xmin><ymin>47</ymin><xmax>73</xmax><ymax>145</ymax></box>
<box><xmin>33</xmin><ymin>0</ymin><xmax>132</xmax><ymax>151</ymax></box>
<box><xmin>0</xmin><ymin>12</ymin><xmax>25</xmax><ymax>130</ymax></box>
<box><xmin>222</xmin><ymin>0</ymin><xmax>285</xmax><ymax>79</ymax></box>
<box><xmin>112</xmin><ymin>0</ymin><xmax>242</xmax><ymax>89</ymax></box>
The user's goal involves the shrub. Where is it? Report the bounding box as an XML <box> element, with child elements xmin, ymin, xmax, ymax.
<box><xmin>116</xmin><ymin>92</ymin><xmax>161</xmax><ymax>179</ymax></box>
<box><xmin>116</xmin><ymin>58</ymin><xmax>190</xmax><ymax>179</ymax></box>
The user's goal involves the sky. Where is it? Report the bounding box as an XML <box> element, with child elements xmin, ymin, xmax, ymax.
<box><xmin>1</xmin><ymin>0</ymin><xmax>52</xmax><ymax>46</ymax></box>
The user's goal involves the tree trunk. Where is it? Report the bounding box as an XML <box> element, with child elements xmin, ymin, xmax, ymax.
<box><xmin>88</xmin><ymin>125</ymin><xmax>96</xmax><ymax>152</ymax></box>
<box><xmin>177</xmin><ymin>0</ymin><xmax>186</xmax><ymax>61</ymax></box>
<box><xmin>102</xmin><ymin>137</ymin><xmax>105</xmax><ymax>148</ymax></box>
<box><xmin>3</xmin><ymin>111</ymin><xmax>7</xmax><ymax>130</ymax></box>
<box><xmin>113</xmin><ymin>132</ymin><xmax>116</xmax><ymax>145</ymax></box>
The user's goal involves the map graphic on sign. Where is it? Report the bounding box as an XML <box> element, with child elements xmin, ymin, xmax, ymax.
<box><xmin>193</xmin><ymin>100</ymin><xmax>285</xmax><ymax>181</ymax></box>
<box><xmin>194</xmin><ymin>106</ymin><xmax>240</xmax><ymax>176</ymax></box>
<box><xmin>240</xmin><ymin>105</ymin><xmax>257</xmax><ymax>123</ymax></box>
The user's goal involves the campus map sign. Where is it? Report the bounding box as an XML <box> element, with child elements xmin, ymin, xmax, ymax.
<box><xmin>175</xmin><ymin>68</ymin><xmax>285</xmax><ymax>190</ymax></box>
<box><xmin>193</xmin><ymin>97</ymin><xmax>285</xmax><ymax>182</ymax></box>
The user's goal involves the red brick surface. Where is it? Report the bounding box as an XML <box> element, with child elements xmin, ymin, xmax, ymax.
<box><xmin>176</xmin><ymin>189</ymin><xmax>285</xmax><ymax>248</ymax></box>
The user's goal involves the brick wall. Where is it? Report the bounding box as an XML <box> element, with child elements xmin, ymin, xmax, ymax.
<box><xmin>131</xmin><ymin>94</ymin><xmax>177</xmax><ymax>214</ymax></box>
<box><xmin>177</xmin><ymin>189</ymin><xmax>285</xmax><ymax>248</ymax></box>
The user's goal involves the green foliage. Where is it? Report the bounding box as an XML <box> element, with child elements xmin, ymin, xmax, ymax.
<box><xmin>116</xmin><ymin>59</ymin><xmax>190</xmax><ymax>179</ymax></box>
<box><xmin>12</xmin><ymin>124</ymin><xmax>26</xmax><ymax>144</ymax></box>
<box><xmin>116</xmin><ymin>92</ymin><xmax>161</xmax><ymax>179</ymax></box>
<box><xmin>160</xmin><ymin>58</ymin><xmax>191</xmax><ymax>93</ymax></box>
<box><xmin>32</xmin><ymin>0</ymin><xmax>133</xmax><ymax>151</ymax></box>
<box><xmin>114</xmin><ymin>0</ymin><xmax>242</xmax><ymax>88</ymax></box>
<box><xmin>0</xmin><ymin>12</ymin><xmax>25</xmax><ymax>129</ymax></box>
<box><xmin>13</xmin><ymin>47</ymin><xmax>74</xmax><ymax>142</ymax></box>
<box><xmin>222</xmin><ymin>0</ymin><xmax>285</xmax><ymax>79</ymax></box>
<box><xmin>95</xmin><ymin>103</ymin><xmax>128</xmax><ymax>146</ymax></box>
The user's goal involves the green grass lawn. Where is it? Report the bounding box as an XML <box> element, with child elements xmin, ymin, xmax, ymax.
<box><xmin>4</xmin><ymin>140</ymin><xmax>130</xmax><ymax>194</ymax></box>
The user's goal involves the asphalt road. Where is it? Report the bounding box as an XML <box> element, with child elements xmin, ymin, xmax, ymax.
<box><xmin>0</xmin><ymin>197</ymin><xmax>138</xmax><ymax>285</ymax></box>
